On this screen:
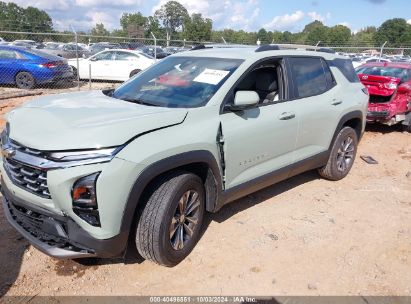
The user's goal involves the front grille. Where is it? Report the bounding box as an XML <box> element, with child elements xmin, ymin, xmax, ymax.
<box><xmin>6</xmin><ymin>199</ymin><xmax>94</xmax><ymax>254</ymax></box>
<box><xmin>9</xmin><ymin>140</ymin><xmax>44</xmax><ymax>157</ymax></box>
<box><xmin>3</xmin><ymin>158</ymin><xmax>51</xmax><ymax>198</ymax></box>
<box><xmin>7</xmin><ymin>200</ymin><xmax>67</xmax><ymax>246</ymax></box>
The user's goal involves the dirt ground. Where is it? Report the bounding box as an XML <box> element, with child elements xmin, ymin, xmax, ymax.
<box><xmin>0</xmin><ymin>93</ymin><xmax>410</xmax><ymax>297</ymax></box>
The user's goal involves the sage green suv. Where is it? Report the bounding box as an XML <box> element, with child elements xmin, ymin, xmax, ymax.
<box><xmin>1</xmin><ymin>45</ymin><xmax>368</xmax><ymax>266</ymax></box>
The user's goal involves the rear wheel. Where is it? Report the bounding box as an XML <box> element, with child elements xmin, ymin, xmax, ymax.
<box><xmin>403</xmin><ymin>124</ymin><xmax>411</xmax><ymax>133</ymax></box>
<box><xmin>129</xmin><ymin>69</ymin><xmax>141</xmax><ymax>78</ymax></box>
<box><xmin>402</xmin><ymin>113</ymin><xmax>411</xmax><ymax>133</ymax></box>
<box><xmin>136</xmin><ymin>171</ymin><xmax>205</xmax><ymax>267</ymax></box>
<box><xmin>15</xmin><ymin>72</ymin><xmax>35</xmax><ymax>90</ymax></box>
<box><xmin>318</xmin><ymin>127</ymin><xmax>358</xmax><ymax>181</ymax></box>
<box><xmin>70</xmin><ymin>66</ymin><xmax>78</xmax><ymax>78</ymax></box>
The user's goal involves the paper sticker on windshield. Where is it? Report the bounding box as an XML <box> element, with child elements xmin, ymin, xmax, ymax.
<box><xmin>193</xmin><ymin>69</ymin><xmax>230</xmax><ymax>85</ymax></box>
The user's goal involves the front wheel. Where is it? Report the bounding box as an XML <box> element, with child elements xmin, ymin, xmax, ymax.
<box><xmin>318</xmin><ymin>127</ymin><xmax>358</xmax><ymax>181</ymax></box>
<box><xmin>136</xmin><ymin>171</ymin><xmax>205</xmax><ymax>267</ymax></box>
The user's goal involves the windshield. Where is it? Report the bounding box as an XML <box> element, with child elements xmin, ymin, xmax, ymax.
<box><xmin>112</xmin><ymin>56</ymin><xmax>243</xmax><ymax>108</ymax></box>
<box><xmin>355</xmin><ymin>66</ymin><xmax>411</xmax><ymax>82</ymax></box>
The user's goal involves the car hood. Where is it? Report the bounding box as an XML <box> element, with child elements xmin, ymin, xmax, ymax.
<box><xmin>6</xmin><ymin>90</ymin><xmax>187</xmax><ymax>151</ymax></box>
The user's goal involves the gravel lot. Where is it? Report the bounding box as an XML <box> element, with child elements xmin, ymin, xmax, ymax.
<box><xmin>0</xmin><ymin>92</ymin><xmax>410</xmax><ymax>297</ymax></box>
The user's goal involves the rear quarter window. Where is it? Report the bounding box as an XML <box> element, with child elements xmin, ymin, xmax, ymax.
<box><xmin>328</xmin><ymin>58</ymin><xmax>360</xmax><ymax>83</ymax></box>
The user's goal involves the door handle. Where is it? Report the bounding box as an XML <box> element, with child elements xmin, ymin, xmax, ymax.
<box><xmin>331</xmin><ymin>100</ymin><xmax>343</xmax><ymax>106</ymax></box>
<box><xmin>278</xmin><ymin>112</ymin><xmax>296</xmax><ymax>120</ymax></box>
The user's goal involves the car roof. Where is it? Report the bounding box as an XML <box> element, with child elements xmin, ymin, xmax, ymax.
<box><xmin>172</xmin><ymin>46</ymin><xmax>344</xmax><ymax>61</ymax></box>
<box><xmin>94</xmin><ymin>49</ymin><xmax>143</xmax><ymax>54</ymax></box>
<box><xmin>360</xmin><ymin>62</ymin><xmax>411</xmax><ymax>69</ymax></box>
<box><xmin>0</xmin><ymin>45</ymin><xmax>30</xmax><ymax>52</ymax></box>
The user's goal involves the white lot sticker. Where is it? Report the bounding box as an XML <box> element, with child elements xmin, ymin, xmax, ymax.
<box><xmin>193</xmin><ymin>68</ymin><xmax>230</xmax><ymax>85</ymax></box>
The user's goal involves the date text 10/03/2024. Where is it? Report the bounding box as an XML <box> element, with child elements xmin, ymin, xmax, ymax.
<box><xmin>149</xmin><ymin>297</ymin><xmax>258</xmax><ymax>303</ymax></box>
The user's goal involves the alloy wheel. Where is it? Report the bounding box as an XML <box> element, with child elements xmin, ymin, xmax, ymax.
<box><xmin>336</xmin><ymin>136</ymin><xmax>355</xmax><ymax>172</ymax></box>
<box><xmin>169</xmin><ymin>190</ymin><xmax>201</xmax><ymax>250</ymax></box>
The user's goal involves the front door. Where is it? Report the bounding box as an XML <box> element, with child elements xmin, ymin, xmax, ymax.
<box><xmin>220</xmin><ymin>59</ymin><xmax>299</xmax><ymax>189</ymax></box>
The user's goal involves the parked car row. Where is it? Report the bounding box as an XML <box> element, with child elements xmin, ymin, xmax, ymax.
<box><xmin>0</xmin><ymin>45</ymin><xmax>158</xmax><ymax>88</ymax></box>
<box><xmin>0</xmin><ymin>45</ymin><xmax>74</xmax><ymax>89</ymax></box>
<box><xmin>0</xmin><ymin>38</ymin><xmax>190</xmax><ymax>60</ymax></box>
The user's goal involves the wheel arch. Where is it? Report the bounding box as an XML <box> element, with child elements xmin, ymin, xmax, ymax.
<box><xmin>329</xmin><ymin>110</ymin><xmax>363</xmax><ymax>150</ymax></box>
<box><xmin>119</xmin><ymin>150</ymin><xmax>222</xmax><ymax>235</ymax></box>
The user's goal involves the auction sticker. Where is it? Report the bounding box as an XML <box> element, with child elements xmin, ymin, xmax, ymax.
<box><xmin>193</xmin><ymin>69</ymin><xmax>230</xmax><ymax>85</ymax></box>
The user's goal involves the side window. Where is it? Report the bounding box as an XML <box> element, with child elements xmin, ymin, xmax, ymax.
<box><xmin>289</xmin><ymin>57</ymin><xmax>328</xmax><ymax>98</ymax></box>
<box><xmin>0</xmin><ymin>50</ymin><xmax>17</xmax><ymax>59</ymax></box>
<box><xmin>64</xmin><ymin>44</ymin><xmax>76</xmax><ymax>51</ymax></box>
<box><xmin>115</xmin><ymin>52</ymin><xmax>139</xmax><ymax>61</ymax></box>
<box><xmin>92</xmin><ymin>51</ymin><xmax>113</xmax><ymax>61</ymax></box>
<box><xmin>232</xmin><ymin>59</ymin><xmax>283</xmax><ymax>105</ymax></box>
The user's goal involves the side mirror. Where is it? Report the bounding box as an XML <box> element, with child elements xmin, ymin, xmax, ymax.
<box><xmin>228</xmin><ymin>91</ymin><xmax>260</xmax><ymax>111</ymax></box>
<box><xmin>89</xmin><ymin>57</ymin><xmax>97</xmax><ymax>61</ymax></box>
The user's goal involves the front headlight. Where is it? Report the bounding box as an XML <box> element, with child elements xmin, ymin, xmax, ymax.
<box><xmin>72</xmin><ymin>172</ymin><xmax>101</xmax><ymax>227</ymax></box>
<box><xmin>48</xmin><ymin>147</ymin><xmax>119</xmax><ymax>162</ymax></box>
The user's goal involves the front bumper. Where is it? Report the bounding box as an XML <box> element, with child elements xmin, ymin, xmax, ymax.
<box><xmin>1</xmin><ymin>181</ymin><xmax>128</xmax><ymax>259</ymax></box>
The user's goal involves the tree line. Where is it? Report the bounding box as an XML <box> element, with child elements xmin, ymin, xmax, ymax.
<box><xmin>1</xmin><ymin>0</ymin><xmax>411</xmax><ymax>47</ymax></box>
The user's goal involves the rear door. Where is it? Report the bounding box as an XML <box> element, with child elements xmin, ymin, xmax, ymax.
<box><xmin>286</xmin><ymin>57</ymin><xmax>341</xmax><ymax>163</ymax></box>
<box><xmin>87</xmin><ymin>50</ymin><xmax>115</xmax><ymax>80</ymax></box>
<box><xmin>113</xmin><ymin>51</ymin><xmax>141</xmax><ymax>81</ymax></box>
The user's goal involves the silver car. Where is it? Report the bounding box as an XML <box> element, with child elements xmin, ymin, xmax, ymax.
<box><xmin>41</xmin><ymin>43</ymin><xmax>90</xmax><ymax>59</ymax></box>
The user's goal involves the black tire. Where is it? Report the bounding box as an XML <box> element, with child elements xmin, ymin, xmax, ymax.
<box><xmin>318</xmin><ymin>127</ymin><xmax>358</xmax><ymax>181</ymax></box>
<box><xmin>15</xmin><ymin>71</ymin><xmax>35</xmax><ymax>90</ymax></box>
<box><xmin>403</xmin><ymin>124</ymin><xmax>411</xmax><ymax>133</ymax></box>
<box><xmin>136</xmin><ymin>171</ymin><xmax>205</xmax><ymax>267</ymax></box>
<box><xmin>129</xmin><ymin>69</ymin><xmax>141</xmax><ymax>78</ymax></box>
<box><xmin>70</xmin><ymin>66</ymin><xmax>78</xmax><ymax>78</ymax></box>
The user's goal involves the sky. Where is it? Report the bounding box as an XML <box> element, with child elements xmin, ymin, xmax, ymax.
<box><xmin>4</xmin><ymin>0</ymin><xmax>411</xmax><ymax>33</ymax></box>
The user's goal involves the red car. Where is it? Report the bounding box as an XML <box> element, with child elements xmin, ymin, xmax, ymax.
<box><xmin>356</xmin><ymin>62</ymin><xmax>411</xmax><ymax>132</ymax></box>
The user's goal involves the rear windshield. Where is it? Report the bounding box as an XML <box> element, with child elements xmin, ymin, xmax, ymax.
<box><xmin>355</xmin><ymin>66</ymin><xmax>411</xmax><ymax>83</ymax></box>
<box><xmin>21</xmin><ymin>48</ymin><xmax>64</xmax><ymax>61</ymax></box>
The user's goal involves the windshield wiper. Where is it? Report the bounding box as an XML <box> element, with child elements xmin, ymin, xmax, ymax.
<box><xmin>120</xmin><ymin>97</ymin><xmax>159</xmax><ymax>107</ymax></box>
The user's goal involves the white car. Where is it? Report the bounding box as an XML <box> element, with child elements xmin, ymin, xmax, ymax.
<box><xmin>352</xmin><ymin>56</ymin><xmax>391</xmax><ymax>68</ymax></box>
<box><xmin>68</xmin><ymin>49</ymin><xmax>155</xmax><ymax>81</ymax></box>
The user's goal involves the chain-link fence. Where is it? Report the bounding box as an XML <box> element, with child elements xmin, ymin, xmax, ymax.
<box><xmin>1</xmin><ymin>30</ymin><xmax>410</xmax><ymax>100</ymax></box>
<box><xmin>0</xmin><ymin>30</ymin><xmax>209</xmax><ymax>99</ymax></box>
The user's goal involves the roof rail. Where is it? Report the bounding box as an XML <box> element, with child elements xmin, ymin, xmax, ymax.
<box><xmin>255</xmin><ymin>44</ymin><xmax>336</xmax><ymax>54</ymax></box>
<box><xmin>191</xmin><ymin>44</ymin><xmax>208</xmax><ymax>51</ymax></box>
<box><xmin>317</xmin><ymin>47</ymin><xmax>335</xmax><ymax>54</ymax></box>
<box><xmin>255</xmin><ymin>44</ymin><xmax>280</xmax><ymax>52</ymax></box>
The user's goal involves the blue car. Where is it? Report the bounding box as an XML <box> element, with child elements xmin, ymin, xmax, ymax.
<box><xmin>0</xmin><ymin>45</ymin><xmax>74</xmax><ymax>89</ymax></box>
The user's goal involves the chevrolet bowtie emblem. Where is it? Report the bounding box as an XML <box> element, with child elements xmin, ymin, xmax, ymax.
<box><xmin>1</xmin><ymin>146</ymin><xmax>16</xmax><ymax>158</ymax></box>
